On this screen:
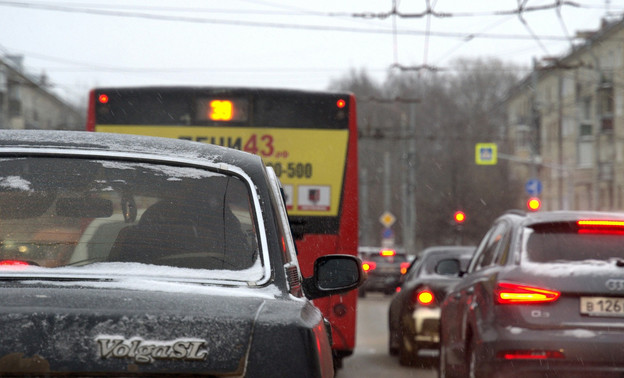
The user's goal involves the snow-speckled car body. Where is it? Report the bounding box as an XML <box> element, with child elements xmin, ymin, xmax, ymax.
<box><xmin>440</xmin><ymin>210</ymin><xmax>624</xmax><ymax>378</ymax></box>
<box><xmin>0</xmin><ymin>130</ymin><xmax>364</xmax><ymax>377</ymax></box>
<box><xmin>387</xmin><ymin>246</ymin><xmax>474</xmax><ymax>366</ymax></box>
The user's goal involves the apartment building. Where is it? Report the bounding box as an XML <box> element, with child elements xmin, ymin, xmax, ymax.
<box><xmin>0</xmin><ymin>55</ymin><xmax>82</xmax><ymax>131</ymax></box>
<box><xmin>506</xmin><ymin>16</ymin><xmax>624</xmax><ymax>211</ymax></box>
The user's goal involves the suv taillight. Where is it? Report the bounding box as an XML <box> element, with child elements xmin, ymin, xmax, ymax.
<box><xmin>495</xmin><ymin>282</ymin><xmax>560</xmax><ymax>304</ymax></box>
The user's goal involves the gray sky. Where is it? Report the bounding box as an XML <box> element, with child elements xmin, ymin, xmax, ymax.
<box><xmin>1</xmin><ymin>0</ymin><xmax>622</xmax><ymax>104</ymax></box>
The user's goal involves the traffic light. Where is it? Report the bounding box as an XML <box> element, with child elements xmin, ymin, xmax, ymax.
<box><xmin>454</xmin><ymin>211</ymin><xmax>466</xmax><ymax>224</ymax></box>
<box><xmin>527</xmin><ymin>197</ymin><xmax>541</xmax><ymax>212</ymax></box>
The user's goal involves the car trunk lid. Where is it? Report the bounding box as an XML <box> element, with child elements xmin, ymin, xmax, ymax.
<box><xmin>0</xmin><ymin>283</ymin><xmax>273</xmax><ymax>376</ymax></box>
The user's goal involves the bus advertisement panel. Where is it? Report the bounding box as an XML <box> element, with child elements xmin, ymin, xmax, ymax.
<box><xmin>87</xmin><ymin>87</ymin><xmax>359</xmax><ymax>367</ymax></box>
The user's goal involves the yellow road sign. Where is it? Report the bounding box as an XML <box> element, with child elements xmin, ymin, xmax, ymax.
<box><xmin>475</xmin><ymin>143</ymin><xmax>497</xmax><ymax>165</ymax></box>
<box><xmin>379</xmin><ymin>211</ymin><xmax>396</xmax><ymax>227</ymax></box>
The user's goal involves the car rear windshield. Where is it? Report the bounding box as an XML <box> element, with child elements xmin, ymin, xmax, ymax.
<box><xmin>523</xmin><ymin>223</ymin><xmax>624</xmax><ymax>263</ymax></box>
<box><xmin>362</xmin><ymin>252</ymin><xmax>408</xmax><ymax>264</ymax></box>
<box><xmin>0</xmin><ymin>157</ymin><xmax>260</xmax><ymax>275</ymax></box>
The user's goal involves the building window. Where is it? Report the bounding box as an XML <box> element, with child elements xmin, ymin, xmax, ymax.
<box><xmin>580</xmin><ymin>123</ymin><xmax>592</xmax><ymax>136</ymax></box>
<box><xmin>582</xmin><ymin>97</ymin><xmax>592</xmax><ymax>121</ymax></box>
<box><xmin>515</xmin><ymin>125</ymin><xmax>531</xmax><ymax>151</ymax></box>
<box><xmin>578</xmin><ymin>123</ymin><xmax>593</xmax><ymax>167</ymax></box>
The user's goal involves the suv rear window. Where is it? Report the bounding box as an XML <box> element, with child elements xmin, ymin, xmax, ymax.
<box><xmin>524</xmin><ymin>226</ymin><xmax>624</xmax><ymax>263</ymax></box>
<box><xmin>361</xmin><ymin>252</ymin><xmax>408</xmax><ymax>264</ymax></box>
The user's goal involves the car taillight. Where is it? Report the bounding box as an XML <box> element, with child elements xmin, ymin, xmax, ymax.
<box><xmin>0</xmin><ymin>260</ymin><xmax>31</xmax><ymax>269</ymax></box>
<box><xmin>400</xmin><ymin>262</ymin><xmax>410</xmax><ymax>274</ymax></box>
<box><xmin>497</xmin><ymin>350</ymin><xmax>565</xmax><ymax>360</ymax></box>
<box><xmin>495</xmin><ymin>282</ymin><xmax>560</xmax><ymax>304</ymax></box>
<box><xmin>412</xmin><ymin>287</ymin><xmax>435</xmax><ymax>306</ymax></box>
<box><xmin>362</xmin><ymin>261</ymin><xmax>376</xmax><ymax>272</ymax></box>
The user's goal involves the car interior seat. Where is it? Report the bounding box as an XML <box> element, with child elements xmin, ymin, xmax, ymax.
<box><xmin>108</xmin><ymin>199</ymin><xmax>253</xmax><ymax>270</ymax></box>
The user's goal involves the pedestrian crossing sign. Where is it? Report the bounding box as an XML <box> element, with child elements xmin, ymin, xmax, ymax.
<box><xmin>475</xmin><ymin>143</ymin><xmax>497</xmax><ymax>165</ymax></box>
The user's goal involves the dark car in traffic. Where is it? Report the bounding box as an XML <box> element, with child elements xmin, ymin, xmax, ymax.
<box><xmin>388</xmin><ymin>245</ymin><xmax>474</xmax><ymax>367</ymax></box>
<box><xmin>0</xmin><ymin>130</ymin><xmax>364</xmax><ymax>377</ymax></box>
<box><xmin>439</xmin><ymin>210</ymin><xmax>624</xmax><ymax>378</ymax></box>
<box><xmin>358</xmin><ymin>247</ymin><xmax>410</xmax><ymax>296</ymax></box>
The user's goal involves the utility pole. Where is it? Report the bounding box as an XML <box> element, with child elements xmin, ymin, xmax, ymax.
<box><xmin>530</xmin><ymin>57</ymin><xmax>540</xmax><ymax>185</ymax></box>
<box><xmin>359</xmin><ymin>96</ymin><xmax>420</xmax><ymax>250</ymax></box>
<box><xmin>407</xmin><ymin>102</ymin><xmax>417</xmax><ymax>253</ymax></box>
<box><xmin>359</xmin><ymin>165</ymin><xmax>371</xmax><ymax>246</ymax></box>
<box><xmin>558</xmin><ymin>69</ymin><xmax>565</xmax><ymax>209</ymax></box>
<box><xmin>400</xmin><ymin>103</ymin><xmax>418</xmax><ymax>254</ymax></box>
<box><xmin>0</xmin><ymin>61</ymin><xmax>8</xmax><ymax>129</ymax></box>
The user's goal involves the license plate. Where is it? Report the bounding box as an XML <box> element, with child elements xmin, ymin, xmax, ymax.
<box><xmin>580</xmin><ymin>297</ymin><xmax>624</xmax><ymax>316</ymax></box>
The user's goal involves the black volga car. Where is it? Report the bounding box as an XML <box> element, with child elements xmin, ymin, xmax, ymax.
<box><xmin>440</xmin><ymin>210</ymin><xmax>624</xmax><ymax>378</ymax></box>
<box><xmin>0</xmin><ymin>130</ymin><xmax>364</xmax><ymax>377</ymax></box>
<box><xmin>387</xmin><ymin>246</ymin><xmax>474</xmax><ymax>367</ymax></box>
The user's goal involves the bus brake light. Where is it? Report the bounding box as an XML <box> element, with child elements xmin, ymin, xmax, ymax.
<box><xmin>98</xmin><ymin>94</ymin><xmax>109</xmax><ymax>104</ymax></box>
<box><xmin>336</xmin><ymin>99</ymin><xmax>346</xmax><ymax>108</ymax></box>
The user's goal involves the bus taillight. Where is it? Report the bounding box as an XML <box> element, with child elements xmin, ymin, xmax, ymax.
<box><xmin>98</xmin><ymin>94</ymin><xmax>109</xmax><ymax>104</ymax></box>
<box><xmin>336</xmin><ymin>99</ymin><xmax>346</xmax><ymax>108</ymax></box>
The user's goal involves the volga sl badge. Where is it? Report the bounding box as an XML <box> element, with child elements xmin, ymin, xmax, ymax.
<box><xmin>96</xmin><ymin>336</ymin><xmax>208</xmax><ymax>363</ymax></box>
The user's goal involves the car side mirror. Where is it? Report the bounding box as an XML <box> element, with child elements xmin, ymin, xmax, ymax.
<box><xmin>303</xmin><ymin>255</ymin><xmax>366</xmax><ymax>300</ymax></box>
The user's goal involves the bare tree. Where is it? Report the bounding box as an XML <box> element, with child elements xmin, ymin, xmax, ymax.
<box><xmin>329</xmin><ymin>58</ymin><xmax>523</xmax><ymax>250</ymax></box>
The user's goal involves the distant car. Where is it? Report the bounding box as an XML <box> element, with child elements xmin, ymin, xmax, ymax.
<box><xmin>440</xmin><ymin>210</ymin><xmax>624</xmax><ymax>378</ymax></box>
<box><xmin>358</xmin><ymin>248</ymin><xmax>410</xmax><ymax>296</ymax></box>
<box><xmin>387</xmin><ymin>246</ymin><xmax>474</xmax><ymax>366</ymax></box>
<box><xmin>0</xmin><ymin>130</ymin><xmax>365</xmax><ymax>377</ymax></box>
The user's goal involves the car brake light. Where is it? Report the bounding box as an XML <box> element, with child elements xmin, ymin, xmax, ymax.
<box><xmin>400</xmin><ymin>262</ymin><xmax>410</xmax><ymax>274</ymax></box>
<box><xmin>497</xmin><ymin>350</ymin><xmax>564</xmax><ymax>360</ymax></box>
<box><xmin>495</xmin><ymin>282</ymin><xmax>560</xmax><ymax>304</ymax></box>
<box><xmin>577</xmin><ymin>219</ymin><xmax>624</xmax><ymax>234</ymax></box>
<box><xmin>412</xmin><ymin>287</ymin><xmax>435</xmax><ymax>306</ymax></box>
<box><xmin>380</xmin><ymin>249</ymin><xmax>396</xmax><ymax>257</ymax></box>
<box><xmin>0</xmin><ymin>260</ymin><xmax>31</xmax><ymax>269</ymax></box>
<box><xmin>362</xmin><ymin>261</ymin><xmax>376</xmax><ymax>272</ymax></box>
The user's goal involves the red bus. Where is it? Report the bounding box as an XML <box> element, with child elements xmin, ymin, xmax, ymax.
<box><xmin>86</xmin><ymin>86</ymin><xmax>359</xmax><ymax>367</ymax></box>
